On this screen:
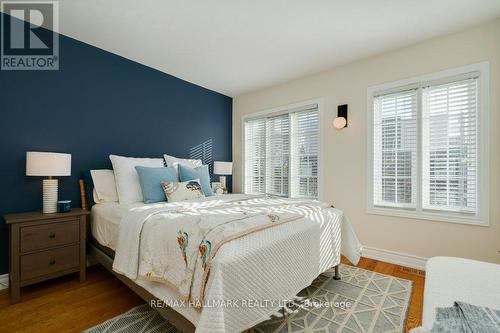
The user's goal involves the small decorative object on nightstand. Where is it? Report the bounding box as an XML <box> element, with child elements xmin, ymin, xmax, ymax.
<box><xmin>4</xmin><ymin>208</ymin><xmax>89</xmax><ymax>304</ymax></box>
<box><xmin>212</xmin><ymin>182</ymin><xmax>224</xmax><ymax>195</ymax></box>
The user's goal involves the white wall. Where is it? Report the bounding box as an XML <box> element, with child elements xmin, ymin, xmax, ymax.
<box><xmin>233</xmin><ymin>19</ymin><xmax>500</xmax><ymax>264</ymax></box>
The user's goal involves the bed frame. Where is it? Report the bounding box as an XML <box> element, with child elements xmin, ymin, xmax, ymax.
<box><xmin>88</xmin><ymin>240</ymin><xmax>197</xmax><ymax>332</ymax></box>
<box><xmin>88</xmin><ymin>238</ymin><xmax>341</xmax><ymax>332</ymax></box>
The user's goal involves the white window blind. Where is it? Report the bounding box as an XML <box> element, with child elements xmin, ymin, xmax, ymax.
<box><xmin>422</xmin><ymin>78</ymin><xmax>478</xmax><ymax>213</ymax></box>
<box><xmin>291</xmin><ymin>108</ymin><xmax>319</xmax><ymax>198</ymax></box>
<box><xmin>244</xmin><ymin>118</ymin><xmax>266</xmax><ymax>194</ymax></box>
<box><xmin>266</xmin><ymin>114</ymin><xmax>290</xmax><ymax>196</ymax></box>
<box><xmin>373</xmin><ymin>90</ymin><xmax>417</xmax><ymax>208</ymax></box>
<box><xmin>369</xmin><ymin>65</ymin><xmax>488</xmax><ymax>225</ymax></box>
<box><xmin>244</xmin><ymin>105</ymin><xmax>319</xmax><ymax>198</ymax></box>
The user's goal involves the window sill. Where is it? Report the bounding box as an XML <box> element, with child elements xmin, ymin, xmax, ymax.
<box><xmin>366</xmin><ymin>206</ymin><xmax>489</xmax><ymax>227</ymax></box>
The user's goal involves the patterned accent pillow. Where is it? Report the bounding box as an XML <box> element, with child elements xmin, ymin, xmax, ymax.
<box><xmin>161</xmin><ymin>179</ymin><xmax>205</xmax><ymax>202</ymax></box>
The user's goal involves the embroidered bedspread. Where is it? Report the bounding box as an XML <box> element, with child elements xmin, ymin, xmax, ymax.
<box><xmin>113</xmin><ymin>194</ymin><xmax>362</xmax><ymax>332</ymax></box>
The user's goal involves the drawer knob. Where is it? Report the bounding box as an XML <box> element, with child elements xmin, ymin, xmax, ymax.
<box><xmin>49</xmin><ymin>233</ymin><xmax>56</xmax><ymax>239</ymax></box>
<box><xmin>49</xmin><ymin>260</ymin><xmax>56</xmax><ymax>266</ymax></box>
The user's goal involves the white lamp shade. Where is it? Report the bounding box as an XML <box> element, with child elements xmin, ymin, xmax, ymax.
<box><xmin>333</xmin><ymin>116</ymin><xmax>347</xmax><ymax>129</ymax></box>
<box><xmin>213</xmin><ymin>161</ymin><xmax>232</xmax><ymax>175</ymax></box>
<box><xmin>26</xmin><ymin>152</ymin><xmax>72</xmax><ymax>176</ymax></box>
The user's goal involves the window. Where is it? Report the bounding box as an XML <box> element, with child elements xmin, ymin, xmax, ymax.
<box><xmin>368</xmin><ymin>63</ymin><xmax>489</xmax><ymax>225</ymax></box>
<box><xmin>244</xmin><ymin>102</ymin><xmax>320</xmax><ymax>199</ymax></box>
<box><xmin>373</xmin><ymin>89</ymin><xmax>417</xmax><ymax>209</ymax></box>
<box><xmin>244</xmin><ymin>118</ymin><xmax>266</xmax><ymax>194</ymax></box>
<box><xmin>266</xmin><ymin>114</ymin><xmax>290</xmax><ymax>196</ymax></box>
<box><xmin>422</xmin><ymin>79</ymin><xmax>478</xmax><ymax>213</ymax></box>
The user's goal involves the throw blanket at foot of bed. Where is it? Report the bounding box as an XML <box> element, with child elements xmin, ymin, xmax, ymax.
<box><xmin>113</xmin><ymin>194</ymin><xmax>361</xmax><ymax>332</ymax></box>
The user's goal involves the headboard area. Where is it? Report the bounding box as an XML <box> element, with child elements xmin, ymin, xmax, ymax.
<box><xmin>0</xmin><ymin>18</ymin><xmax>232</xmax><ymax>275</ymax></box>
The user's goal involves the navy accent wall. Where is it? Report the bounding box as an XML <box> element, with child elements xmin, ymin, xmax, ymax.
<box><xmin>0</xmin><ymin>15</ymin><xmax>232</xmax><ymax>274</ymax></box>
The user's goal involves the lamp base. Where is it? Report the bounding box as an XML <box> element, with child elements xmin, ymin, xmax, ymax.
<box><xmin>43</xmin><ymin>178</ymin><xmax>58</xmax><ymax>214</ymax></box>
<box><xmin>219</xmin><ymin>175</ymin><xmax>226</xmax><ymax>189</ymax></box>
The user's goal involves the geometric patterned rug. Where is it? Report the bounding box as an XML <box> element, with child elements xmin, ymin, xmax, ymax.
<box><xmin>251</xmin><ymin>264</ymin><xmax>413</xmax><ymax>333</ymax></box>
<box><xmin>82</xmin><ymin>264</ymin><xmax>412</xmax><ymax>333</ymax></box>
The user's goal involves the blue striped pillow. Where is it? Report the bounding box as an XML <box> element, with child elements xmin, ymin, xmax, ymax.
<box><xmin>177</xmin><ymin>164</ymin><xmax>213</xmax><ymax>197</ymax></box>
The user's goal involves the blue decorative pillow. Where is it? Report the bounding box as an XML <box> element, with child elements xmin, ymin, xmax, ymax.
<box><xmin>178</xmin><ymin>164</ymin><xmax>213</xmax><ymax>197</ymax></box>
<box><xmin>135</xmin><ymin>166</ymin><xmax>178</xmax><ymax>203</ymax></box>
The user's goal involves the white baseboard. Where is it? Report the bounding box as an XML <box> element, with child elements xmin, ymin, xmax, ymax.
<box><xmin>0</xmin><ymin>273</ymin><xmax>8</xmax><ymax>290</ymax></box>
<box><xmin>362</xmin><ymin>246</ymin><xmax>428</xmax><ymax>271</ymax></box>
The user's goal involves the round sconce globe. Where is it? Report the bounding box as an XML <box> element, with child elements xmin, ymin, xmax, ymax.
<box><xmin>333</xmin><ymin>116</ymin><xmax>347</xmax><ymax>129</ymax></box>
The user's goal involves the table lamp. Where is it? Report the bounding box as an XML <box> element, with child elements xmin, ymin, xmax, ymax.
<box><xmin>213</xmin><ymin>161</ymin><xmax>232</xmax><ymax>189</ymax></box>
<box><xmin>26</xmin><ymin>152</ymin><xmax>72</xmax><ymax>214</ymax></box>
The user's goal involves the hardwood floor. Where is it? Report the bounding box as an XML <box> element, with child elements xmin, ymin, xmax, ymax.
<box><xmin>0</xmin><ymin>267</ymin><xmax>143</xmax><ymax>333</ymax></box>
<box><xmin>0</xmin><ymin>257</ymin><xmax>424</xmax><ymax>332</ymax></box>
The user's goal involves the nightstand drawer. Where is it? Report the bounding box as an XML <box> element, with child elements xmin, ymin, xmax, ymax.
<box><xmin>20</xmin><ymin>220</ymin><xmax>79</xmax><ymax>253</ymax></box>
<box><xmin>20</xmin><ymin>245</ymin><xmax>79</xmax><ymax>281</ymax></box>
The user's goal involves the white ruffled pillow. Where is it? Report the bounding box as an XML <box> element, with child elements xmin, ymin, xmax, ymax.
<box><xmin>161</xmin><ymin>179</ymin><xmax>205</xmax><ymax>202</ymax></box>
<box><xmin>164</xmin><ymin>154</ymin><xmax>202</xmax><ymax>169</ymax></box>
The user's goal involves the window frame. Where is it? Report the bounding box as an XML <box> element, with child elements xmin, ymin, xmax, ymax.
<box><xmin>366</xmin><ymin>62</ymin><xmax>490</xmax><ymax>226</ymax></box>
<box><xmin>241</xmin><ymin>98</ymin><xmax>325</xmax><ymax>200</ymax></box>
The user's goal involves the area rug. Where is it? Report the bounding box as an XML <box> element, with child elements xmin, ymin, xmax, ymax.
<box><xmin>82</xmin><ymin>264</ymin><xmax>412</xmax><ymax>333</ymax></box>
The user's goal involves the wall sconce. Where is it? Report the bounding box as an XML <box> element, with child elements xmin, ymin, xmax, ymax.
<box><xmin>333</xmin><ymin>104</ymin><xmax>348</xmax><ymax>129</ymax></box>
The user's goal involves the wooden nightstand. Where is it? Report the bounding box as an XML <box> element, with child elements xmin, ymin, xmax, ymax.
<box><xmin>4</xmin><ymin>208</ymin><xmax>90</xmax><ymax>303</ymax></box>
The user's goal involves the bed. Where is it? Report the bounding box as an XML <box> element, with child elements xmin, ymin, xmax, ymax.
<box><xmin>89</xmin><ymin>194</ymin><xmax>362</xmax><ymax>333</ymax></box>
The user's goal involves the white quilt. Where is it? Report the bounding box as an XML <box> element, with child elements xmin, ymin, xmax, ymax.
<box><xmin>113</xmin><ymin>194</ymin><xmax>362</xmax><ymax>332</ymax></box>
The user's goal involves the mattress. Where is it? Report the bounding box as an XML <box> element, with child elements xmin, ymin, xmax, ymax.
<box><xmin>91</xmin><ymin>202</ymin><xmax>131</xmax><ymax>250</ymax></box>
<box><xmin>91</xmin><ymin>201</ymin><xmax>203</xmax><ymax>325</ymax></box>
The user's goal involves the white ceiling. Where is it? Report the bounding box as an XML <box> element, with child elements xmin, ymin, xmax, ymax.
<box><xmin>44</xmin><ymin>1</ymin><xmax>500</xmax><ymax>96</ymax></box>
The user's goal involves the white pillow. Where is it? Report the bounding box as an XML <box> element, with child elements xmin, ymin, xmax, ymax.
<box><xmin>93</xmin><ymin>188</ymin><xmax>103</xmax><ymax>203</ymax></box>
<box><xmin>164</xmin><ymin>154</ymin><xmax>202</xmax><ymax>169</ymax></box>
<box><xmin>109</xmin><ymin>155</ymin><xmax>164</xmax><ymax>204</ymax></box>
<box><xmin>90</xmin><ymin>169</ymin><xmax>119</xmax><ymax>203</ymax></box>
<box><xmin>161</xmin><ymin>179</ymin><xmax>205</xmax><ymax>202</ymax></box>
